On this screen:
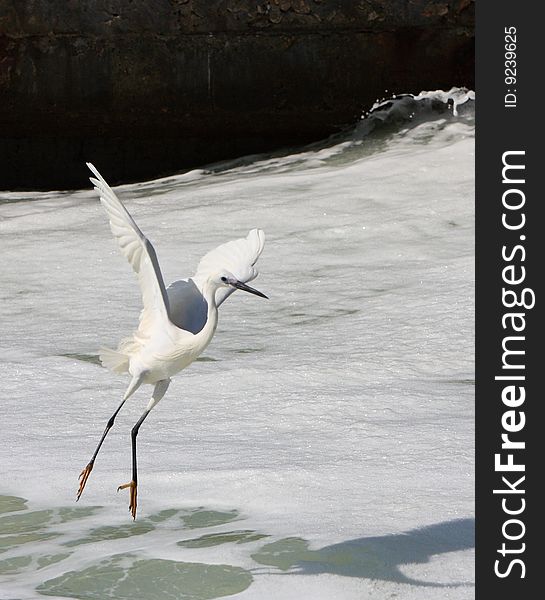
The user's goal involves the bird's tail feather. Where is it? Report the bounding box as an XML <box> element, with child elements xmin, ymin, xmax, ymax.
<box><xmin>99</xmin><ymin>347</ymin><xmax>130</xmax><ymax>373</ymax></box>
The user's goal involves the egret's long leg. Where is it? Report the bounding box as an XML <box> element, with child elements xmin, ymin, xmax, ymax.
<box><xmin>77</xmin><ymin>398</ymin><xmax>126</xmax><ymax>500</ymax></box>
<box><xmin>118</xmin><ymin>378</ymin><xmax>170</xmax><ymax>519</ymax></box>
<box><xmin>77</xmin><ymin>373</ymin><xmax>144</xmax><ymax>501</ymax></box>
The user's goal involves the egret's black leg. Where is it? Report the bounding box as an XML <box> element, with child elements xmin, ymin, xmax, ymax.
<box><xmin>117</xmin><ymin>378</ymin><xmax>170</xmax><ymax>519</ymax></box>
<box><xmin>77</xmin><ymin>397</ymin><xmax>128</xmax><ymax>501</ymax></box>
<box><xmin>118</xmin><ymin>408</ymin><xmax>151</xmax><ymax>519</ymax></box>
<box><xmin>77</xmin><ymin>373</ymin><xmax>145</xmax><ymax>501</ymax></box>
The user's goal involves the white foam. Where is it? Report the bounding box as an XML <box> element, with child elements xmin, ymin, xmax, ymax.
<box><xmin>0</xmin><ymin>90</ymin><xmax>474</xmax><ymax>599</ymax></box>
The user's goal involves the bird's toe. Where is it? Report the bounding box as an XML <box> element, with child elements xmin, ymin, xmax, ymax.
<box><xmin>76</xmin><ymin>461</ymin><xmax>94</xmax><ymax>501</ymax></box>
<box><xmin>117</xmin><ymin>480</ymin><xmax>138</xmax><ymax>519</ymax></box>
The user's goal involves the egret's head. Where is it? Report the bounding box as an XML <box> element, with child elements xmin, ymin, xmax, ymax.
<box><xmin>212</xmin><ymin>270</ymin><xmax>268</xmax><ymax>299</ymax></box>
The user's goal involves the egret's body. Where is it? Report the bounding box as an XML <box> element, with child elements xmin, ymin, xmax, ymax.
<box><xmin>108</xmin><ymin>283</ymin><xmax>218</xmax><ymax>385</ymax></box>
<box><xmin>77</xmin><ymin>163</ymin><xmax>267</xmax><ymax>518</ymax></box>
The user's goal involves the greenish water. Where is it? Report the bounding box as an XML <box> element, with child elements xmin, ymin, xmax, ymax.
<box><xmin>0</xmin><ymin>495</ymin><xmax>262</xmax><ymax>599</ymax></box>
<box><xmin>0</xmin><ymin>494</ymin><xmax>474</xmax><ymax>598</ymax></box>
<box><xmin>60</xmin><ymin>354</ymin><xmax>102</xmax><ymax>366</ymax></box>
<box><xmin>177</xmin><ymin>530</ymin><xmax>268</xmax><ymax>548</ymax></box>
<box><xmin>38</xmin><ymin>555</ymin><xmax>253</xmax><ymax>600</ymax></box>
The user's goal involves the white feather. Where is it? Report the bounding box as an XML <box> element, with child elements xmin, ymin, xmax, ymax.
<box><xmin>88</xmin><ymin>163</ymin><xmax>266</xmax><ymax>366</ymax></box>
<box><xmin>87</xmin><ymin>163</ymin><xmax>172</xmax><ymax>354</ymax></box>
<box><xmin>166</xmin><ymin>230</ymin><xmax>266</xmax><ymax>331</ymax></box>
<box><xmin>193</xmin><ymin>229</ymin><xmax>265</xmax><ymax>306</ymax></box>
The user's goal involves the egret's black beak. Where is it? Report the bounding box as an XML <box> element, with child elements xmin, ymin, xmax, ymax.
<box><xmin>232</xmin><ymin>280</ymin><xmax>269</xmax><ymax>299</ymax></box>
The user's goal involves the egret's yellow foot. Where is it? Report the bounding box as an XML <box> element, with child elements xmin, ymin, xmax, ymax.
<box><xmin>76</xmin><ymin>461</ymin><xmax>94</xmax><ymax>501</ymax></box>
<box><xmin>117</xmin><ymin>480</ymin><xmax>138</xmax><ymax>519</ymax></box>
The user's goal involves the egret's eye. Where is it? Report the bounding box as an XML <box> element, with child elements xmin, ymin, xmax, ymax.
<box><xmin>220</xmin><ymin>276</ymin><xmax>227</xmax><ymax>283</ymax></box>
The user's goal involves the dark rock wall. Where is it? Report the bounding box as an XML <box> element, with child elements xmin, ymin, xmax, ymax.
<box><xmin>0</xmin><ymin>1</ymin><xmax>474</xmax><ymax>190</ymax></box>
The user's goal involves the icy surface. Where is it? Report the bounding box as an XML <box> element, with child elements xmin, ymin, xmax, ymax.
<box><xmin>0</xmin><ymin>91</ymin><xmax>474</xmax><ymax>599</ymax></box>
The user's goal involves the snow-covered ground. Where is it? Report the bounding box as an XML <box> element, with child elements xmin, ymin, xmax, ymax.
<box><xmin>0</xmin><ymin>91</ymin><xmax>474</xmax><ymax>599</ymax></box>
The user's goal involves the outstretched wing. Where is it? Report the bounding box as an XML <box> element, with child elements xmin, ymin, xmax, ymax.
<box><xmin>87</xmin><ymin>162</ymin><xmax>171</xmax><ymax>335</ymax></box>
<box><xmin>192</xmin><ymin>229</ymin><xmax>266</xmax><ymax>307</ymax></box>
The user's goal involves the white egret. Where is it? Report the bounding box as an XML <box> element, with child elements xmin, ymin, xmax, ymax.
<box><xmin>77</xmin><ymin>163</ymin><xmax>268</xmax><ymax>519</ymax></box>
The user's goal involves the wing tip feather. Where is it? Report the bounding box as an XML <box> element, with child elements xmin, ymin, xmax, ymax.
<box><xmin>248</xmin><ymin>228</ymin><xmax>266</xmax><ymax>260</ymax></box>
<box><xmin>86</xmin><ymin>162</ymin><xmax>102</xmax><ymax>182</ymax></box>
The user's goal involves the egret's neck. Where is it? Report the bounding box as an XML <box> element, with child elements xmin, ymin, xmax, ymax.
<box><xmin>200</xmin><ymin>279</ymin><xmax>221</xmax><ymax>335</ymax></box>
<box><xmin>184</xmin><ymin>279</ymin><xmax>220</xmax><ymax>356</ymax></box>
<box><xmin>201</xmin><ymin>279</ymin><xmax>220</xmax><ymax>311</ymax></box>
